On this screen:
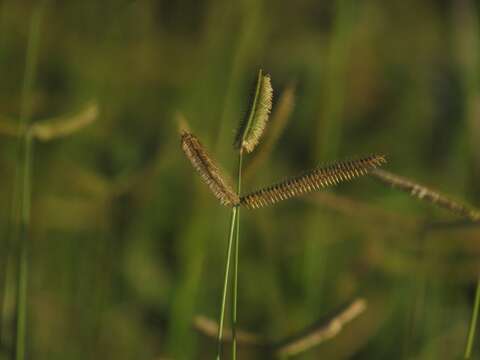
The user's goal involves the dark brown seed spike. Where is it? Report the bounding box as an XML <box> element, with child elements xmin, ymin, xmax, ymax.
<box><xmin>181</xmin><ymin>131</ymin><xmax>239</xmax><ymax>207</ymax></box>
<box><xmin>240</xmin><ymin>154</ymin><xmax>386</xmax><ymax>209</ymax></box>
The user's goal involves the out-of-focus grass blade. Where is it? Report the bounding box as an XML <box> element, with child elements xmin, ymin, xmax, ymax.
<box><xmin>31</xmin><ymin>101</ymin><xmax>99</xmax><ymax>141</ymax></box>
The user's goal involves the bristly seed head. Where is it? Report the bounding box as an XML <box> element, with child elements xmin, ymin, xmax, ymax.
<box><xmin>240</xmin><ymin>154</ymin><xmax>387</xmax><ymax>209</ymax></box>
<box><xmin>234</xmin><ymin>69</ymin><xmax>273</xmax><ymax>154</ymax></box>
<box><xmin>181</xmin><ymin>131</ymin><xmax>239</xmax><ymax>207</ymax></box>
<box><xmin>371</xmin><ymin>168</ymin><xmax>480</xmax><ymax>222</ymax></box>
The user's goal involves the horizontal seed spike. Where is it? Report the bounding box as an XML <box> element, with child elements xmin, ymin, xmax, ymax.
<box><xmin>240</xmin><ymin>154</ymin><xmax>386</xmax><ymax>209</ymax></box>
<box><xmin>181</xmin><ymin>131</ymin><xmax>239</xmax><ymax>207</ymax></box>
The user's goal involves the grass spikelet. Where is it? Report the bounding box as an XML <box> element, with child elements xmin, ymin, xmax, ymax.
<box><xmin>244</xmin><ymin>83</ymin><xmax>295</xmax><ymax>179</ymax></box>
<box><xmin>181</xmin><ymin>131</ymin><xmax>239</xmax><ymax>207</ymax></box>
<box><xmin>234</xmin><ymin>69</ymin><xmax>273</xmax><ymax>153</ymax></box>
<box><xmin>240</xmin><ymin>154</ymin><xmax>386</xmax><ymax>209</ymax></box>
<box><xmin>371</xmin><ymin>169</ymin><xmax>480</xmax><ymax>222</ymax></box>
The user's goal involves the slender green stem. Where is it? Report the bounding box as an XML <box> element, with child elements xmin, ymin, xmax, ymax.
<box><xmin>0</xmin><ymin>0</ymin><xmax>11</xmax><ymax>346</ymax></box>
<box><xmin>465</xmin><ymin>276</ymin><xmax>480</xmax><ymax>358</ymax></box>
<box><xmin>15</xmin><ymin>133</ymin><xmax>33</xmax><ymax>360</ymax></box>
<box><xmin>13</xmin><ymin>3</ymin><xmax>44</xmax><ymax>359</ymax></box>
<box><xmin>232</xmin><ymin>152</ymin><xmax>243</xmax><ymax>359</ymax></box>
<box><xmin>216</xmin><ymin>207</ymin><xmax>238</xmax><ymax>360</ymax></box>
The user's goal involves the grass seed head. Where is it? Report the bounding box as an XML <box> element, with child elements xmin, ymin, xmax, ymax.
<box><xmin>234</xmin><ymin>69</ymin><xmax>273</xmax><ymax>154</ymax></box>
<box><xmin>181</xmin><ymin>131</ymin><xmax>239</xmax><ymax>207</ymax></box>
<box><xmin>241</xmin><ymin>154</ymin><xmax>387</xmax><ymax>209</ymax></box>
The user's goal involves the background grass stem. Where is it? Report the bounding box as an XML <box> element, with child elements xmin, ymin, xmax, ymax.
<box><xmin>465</xmin><ymin>276</ymin><xmax>480</xmax><ymax>358</ymax></box>
<box><xmin>15</xmin><ymin>133</ymin><xmax>33</xmax><ymax>360</ymax></box>
<box><xmin>12</xmin><ymin>2</ymin><xmax>45</xmax><ymax>358</ymax></box>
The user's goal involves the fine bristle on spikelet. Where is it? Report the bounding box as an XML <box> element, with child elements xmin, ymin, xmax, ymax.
<box><xmin>240</xmin><ymin>155</ymin><xmax>386</xmax><ymax>209</ymax></box>
<box><xmin>371</xmin><ymin>168</ymin><xmax>480</xmax><ymax>222</ymax></box>
<box><xmin>181</xmin><ymin>131</ymin><xmax>239</xmax><ymax>207</ymax></box>
<box><xmin>234</xmin><ymin>69</ymin><xmax>273</xmax><ymax>153</ymax></box>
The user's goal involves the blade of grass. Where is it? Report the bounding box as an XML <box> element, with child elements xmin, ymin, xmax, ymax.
<box><xmin>15</xmin><ymin>133</ymin><xmax>33</xmax><ymax>360</ymax></box>
<box><xmin>465</xmin><ymin>276</ymin><xmax>480</xmax><ymax>358</ymax></box>
<box><xmin>13</xmin><ymin>2</ymin><xmax>45</xmax><ymax>359</ymax></box>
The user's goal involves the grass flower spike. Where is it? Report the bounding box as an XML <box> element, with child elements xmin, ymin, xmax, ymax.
<box><xmin>234</xmin><ymin>69</ymin><xmax>273</xmax><ymax>153</ymax></box>
<box><xmin>181</xmin><ymin>130</ymin><xmax>239</xmax><ymax>207</ymax></box>
<box><xmin>241</xmin><ymin>154</ymin><xmax>387</xmax><ymax>209</ymax></box>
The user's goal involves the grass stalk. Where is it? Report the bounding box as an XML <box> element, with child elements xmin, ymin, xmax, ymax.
<box><xmin>465</xmin><ymin>276</ymin><xmax>480</xmax><ymax>358</ymax></box>
<box><xmin>15</xmin><ymin>134</ymin><xmax>33</xmax><ymax>360</ymax></box>
<box><xmin>12</xmin><ymin>3</ymin><xmax>44</xmax><ymax>359</ymax></box>
<box><xmin>216</xmin><ymin>207</ymin><xmax>238</xmax><ymax>360</ymax></box>
<box><xmin>231</xmin><ymin>152</ymin><xmax>243</xmax><ymax>359</ymax></box>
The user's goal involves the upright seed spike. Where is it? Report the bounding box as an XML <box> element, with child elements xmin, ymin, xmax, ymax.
<box><xmin>234</xmin><ymin>69</ymin><xmax>273</xmax><ymax>154</ymax></box>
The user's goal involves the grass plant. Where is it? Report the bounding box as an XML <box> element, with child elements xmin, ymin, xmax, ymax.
<box><xmin>180</xmin><ymin>69</ymin><xmax>386</xmax><ymax>359</ymax></box>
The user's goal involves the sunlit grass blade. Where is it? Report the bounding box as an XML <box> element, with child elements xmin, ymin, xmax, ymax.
<box><xmin>234</xmin><ymin>69</ymin><xmax>273</xmax><ymax>154</ymax></box>
<box><xmin>181</xmin><ymin>131</ymin><xmax>239</xmax><ymax>207</ymax></box>
<box><xmin>371</xmin><ymin>169</ymin><xmax>480</xmax><ymax>222</ymax></box>
<box><xmin>241</xmin><ymin>154</ymin><xmax>386</xmax><ymax>209</ymax></box>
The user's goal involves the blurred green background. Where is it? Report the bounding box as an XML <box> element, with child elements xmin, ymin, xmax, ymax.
<box><xmin>1</xmin><ymin>0</ymin><xmax>480</xmax><ymax>359</ymax></box>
